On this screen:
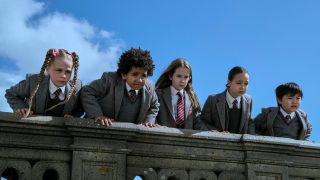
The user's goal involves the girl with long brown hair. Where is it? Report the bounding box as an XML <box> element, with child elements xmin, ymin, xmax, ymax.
<box><xmin>155</xmin><ymin>58</ymin><xmax>204</xmax><ymax>129</ymax></box>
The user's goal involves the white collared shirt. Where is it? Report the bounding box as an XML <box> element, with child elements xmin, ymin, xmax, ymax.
<box><xmin>226</xmin><ymin>90</ymin><xmax>241</xmax><ymax>109</ymax></box>
<box><xmin>280</xmin><ymin>107</ymin><xmax>296</xmax><ymax>119</ymax></box>
<box><xmin>170</xmin><ymin>86</ymin><xmax>184</xmax><ymax>121</ymax></box>
<box><xmin>125</xmin><ymin>82</ymin><xmax>139</xmax><ymax>95</ymax></box>
<box><xmin>49</xmin><ymin>79</ymin><xmax>66</xmax><ymax>100</ymax></box>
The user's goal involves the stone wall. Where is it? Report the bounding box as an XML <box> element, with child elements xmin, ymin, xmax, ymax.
<box><xmin>0</xmin><ymin>112</ymin><xmax>320</xmax><ymax>180</ymax></box>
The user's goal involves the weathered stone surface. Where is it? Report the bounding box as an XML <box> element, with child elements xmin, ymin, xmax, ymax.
<box><xmin>1</xmin><ymin>112</ymin><xmax>320</xmax><ymax>180</ymax></box>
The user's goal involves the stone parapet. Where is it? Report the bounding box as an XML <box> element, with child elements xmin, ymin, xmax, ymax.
<box><xmin>0</xmin><ymin>112</ymin><xmax>320</xmax><ymax>180</ymax></box>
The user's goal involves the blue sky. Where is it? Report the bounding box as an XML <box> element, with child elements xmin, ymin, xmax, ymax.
<box><xmin>0</xmin><ymin>0</ymin><xmax>319</xmax><ymax>141</ymax></box>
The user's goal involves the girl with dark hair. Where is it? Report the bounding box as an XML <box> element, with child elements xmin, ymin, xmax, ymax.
<box><xmin>201</xmin><ymin>66</ymin><xmax>254</xmax><ymax>134</ymax></box>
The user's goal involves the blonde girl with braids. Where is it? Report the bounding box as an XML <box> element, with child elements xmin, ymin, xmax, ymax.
<box><xmin>155</xmin><ymin>58</ymin><xmax>205</xmax><ymax>130</ymax></box>
<box><xmin>5</xmin><ymin>49</ymin><xmax>83</xmax><ymax>118</ymax></box>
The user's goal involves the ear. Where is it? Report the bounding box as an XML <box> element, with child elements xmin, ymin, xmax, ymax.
<box><xmin>169</xmin><ymin>75</ymin><xmax>172</xmax><ymax>81</ymax></box>
<box><xmin>121</xmin><ymin>73</ymin><xmax>127</xmax><ymax>80</ymax></box>
<box><xmin>276</xmin><ymin>98</ymin><xmax>282</xmax><ymax>105</ymax></box>
<box><xmin>226</xmin><ymin>80</ymin><xmax>231</xmax><ymax>88</ymax></box>
<box><xmin>45</xmin><ymin>66</ymin><xmax>50</xmax><ymax>73</ymax></box>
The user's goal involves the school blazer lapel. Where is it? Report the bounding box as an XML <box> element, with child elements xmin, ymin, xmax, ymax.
<box><xmin>184</xmin><ymin>93</ymin><xmax>193</xmax><ymax>129</ymax></box>
<box><xmin>35</xmin><ymin>76</ymin><xmax>49</xmax><ymax>114</ymax></box>
<box><xmin>162</xmin><ymin>87</ymin><xmax>175</xmax><ymax>121</ymax></box>
<box><xmin>216</xmin><ymin>92</ymin><xmax>226</xmax><ymax>131</ymax></box>
<box><xmin>267</xmin><ymin>107</ymin><xmax>279</xmax><ymax>136</ymax></box>
<box><xmin>136</xmin><ymin>85</ymin><xmax>151</xmax><ymax>123</ymax></box>
<box><xmin>239</xmin><ymin>96</ymin><xmax>248</xmax><ymax>133</ymax></box>
<box><xmin>114</xmin><ymin>79</ymin><xmax>125</xmax><ymax>120</ymax></box>
<box><xmin>63</xmin><ymin>82</ymin><xmax>74</xmax><ymax>114</ymax></box>
<box><xmin>296</xmin><ymin>111</ymin><xmax>307</xmax><ymax>140</ymax></box>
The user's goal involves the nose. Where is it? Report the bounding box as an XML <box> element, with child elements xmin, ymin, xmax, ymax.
<box><xmin>62</xmin><ymin>73</ymin><xmax>67</xmax><ymax>79</ymax></box>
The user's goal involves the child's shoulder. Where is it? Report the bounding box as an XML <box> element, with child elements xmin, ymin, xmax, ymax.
<box><xmin>296</xmin><ymin>109</ymin><xmax>307</xmax><ymax>117</ymax></box>
<box><xmin>207</xmin><ymin>91</ymin><xmax>225</xmax><ymax>99</ymax></box>
<box><xmin>144</xmin><ymin>79</ymin><xmax>156</xmax><ymax>93</ymax></box>
<box><xmin>25</xmin><ymin>73</ymin><xmax>39</xmax><ymax>80</ymax></box>
<box><xmin>155</xmin><ymin>86</ymin><xmax>169</xmax><ymax>95</ymax></box>
<box><xmin>260</xmin><ymin>107</ymin><xmax>278</xmax><ymax>114</ymax></box>
<box><xmin>100</xmin><ymin>71</ymin><xmax>121</xmax><ymax>81</ymax></box>
<box><xmin>68</xmin><ymin>79</ymin><xmax>83</xmax><ymax>90</ymax></box>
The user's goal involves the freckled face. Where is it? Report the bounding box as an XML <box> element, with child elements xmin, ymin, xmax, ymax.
<box><xmin>169</xmin><ymin>67</ymin><xmax>190</xmax><ymax>91</ymax></box>
<box><xmin>227</xmin><ymin>72</ymin><xmax>249</xmax><ymax>97</ymax></box>
<box><xmin>46</xmin><ymin>58</ymin><xmax>73</xmax><ymax>87</ymax></box>
<box><xmin>121</xmin><ymin>67</ymin><xmax>148</xmax><ymax>90</ymax></box>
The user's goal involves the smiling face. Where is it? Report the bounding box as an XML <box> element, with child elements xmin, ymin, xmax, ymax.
<box><xmin>169</xmin><ymin>67</ymin><xmax>190</xmax><ymax>91</ymax></box>
<box><xmin>277</xmin><ymin>94</ymin><xmax>301</xmax><ymax>113</ymax></box>
<box><xmin>46</xmin><ymin>58</ymin><xmax>73</xmax><ymax>87</ymax></box>
<box><xmin>227</xmin><ymin>72</ymin><xmax>249</xmax><ymax>97</ymax></box>
<box><xmin>121</xmin><ymin>67</ymin><xmax>148</xmax><ymax>90</ymax></box>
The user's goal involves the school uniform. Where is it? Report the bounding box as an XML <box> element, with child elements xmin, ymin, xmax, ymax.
<box><xmin>254</xmin><ymin>107</ymin><xmax>312</xmax><ymax>140</ymax></box>
<box><xmin>81</xmin><ymin>72</ymin><xmax>160</xmax><ymax>124</ymax></box>
<box><xmin>201</xmin><ymin>90</ymin><xmax>254</xmax><ymax>134</ymax></box>
<box><xmin>5</xmin><ymin>74</ymin><xmax>83</xmax><ymax>117</ymax></box>
<box><xmin>155</xmin><ymin>86</ymin><xmax>205</xmax><ymax>130</ymax></box>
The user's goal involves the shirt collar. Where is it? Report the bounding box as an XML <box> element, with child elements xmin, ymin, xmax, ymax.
<box><xmin>226</xmin><ymin>90</ymin><xmax>241</xmax><ymax>108</ymax></box>
<box><xmin>125</xmin><ymin>82</ymin><xmax>139</xmax><ymax>94</ymax></box>
<box><xmin>170</xmin><ymin>86</ymin><xmax>184</xmax><ymax>96</ymax></box>
<box><xmin>279</xmin><ymin>107</ymin><xmax>296</xmax><ymax>119</ymax></box>
<box><xmin>49</xmin><ymin>79</ymin><xmax>65</xmax><ymax>94</ymax></box>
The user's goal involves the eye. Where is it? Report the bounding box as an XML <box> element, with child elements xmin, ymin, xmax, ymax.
<box><xmin>66</xmin><ymin>70</ymin><xmax>72</xmax><ymax>74</ymax></box>
<box><xmin>131</xmin><ymin>72</ymin><xmax>139</xmax><ymax>77</ymax></box>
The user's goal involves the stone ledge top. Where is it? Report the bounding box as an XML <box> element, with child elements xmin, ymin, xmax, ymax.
<box><xmin>1</xmin><ymin>111</ymin><xmax>320</xmax><ymax>149</ymax></box>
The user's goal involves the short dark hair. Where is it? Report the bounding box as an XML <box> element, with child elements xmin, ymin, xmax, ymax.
<box><xmin>116</xmin><ymin>48</ymin><xmax>155</xmax><ymax>76</ymax></box>
<box><xmin>276</xmin><ymin>82</ymin><xmax>303</xmax><ymax>102</ymax></box>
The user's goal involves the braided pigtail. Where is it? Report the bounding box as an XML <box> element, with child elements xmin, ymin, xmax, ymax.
<box><xmin>45</xmin><ymin>50</ymin><xmax>79</xmax><ymax>112</ymax></box>
<box><xmin>24</xmin><ymin>49</ymin><xmax>53</xmax><ymax>117</ymax></box>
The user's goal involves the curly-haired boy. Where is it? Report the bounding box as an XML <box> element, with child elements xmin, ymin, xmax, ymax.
<box><xmin>81</xmin><ymin>48</ymin><xmax>159</xmax><ymax>127</ymax></box>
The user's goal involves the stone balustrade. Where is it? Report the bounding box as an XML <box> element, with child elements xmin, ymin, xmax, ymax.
<box><xmin>0</xmin><ymin>112</ymin><xmax>320</xmax><ymax>180</ymax></box>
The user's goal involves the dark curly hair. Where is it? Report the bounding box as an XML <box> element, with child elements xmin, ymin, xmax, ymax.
<box><xmin>116</xmin><ymin>48</ymin><xmax>155</xmax><ymax>76</ymax></box>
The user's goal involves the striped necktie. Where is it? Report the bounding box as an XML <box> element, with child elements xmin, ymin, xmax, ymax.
<box><xmin>176</xmin><ymin>92</ymin><xmax>185</xmax><ymax>127</ymax></box>
<box><xmin>129</xmin><ymin>89</ymin><xmax>137</xmax><ymax>102</ymax></box>
<box><xmin>53</xmin><ymin>88</ymin><xmax>62</xmax><ymax>100</ymax></box>
<box><xmin>232</xmin><ymin>99</ymin><xmax>238</xmax><ymax>109</ymax></box>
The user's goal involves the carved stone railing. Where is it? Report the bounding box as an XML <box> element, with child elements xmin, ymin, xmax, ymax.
<box><xmin>0</xmin><ymin>112</ymin><xmax>320</xmax><ymax>180</ymax></box>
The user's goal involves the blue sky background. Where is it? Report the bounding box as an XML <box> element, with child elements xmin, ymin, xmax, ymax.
<box><xmin>0</xmin><ymin>0</ymin><xmax>319</xmax><ymax>141</ymax></box>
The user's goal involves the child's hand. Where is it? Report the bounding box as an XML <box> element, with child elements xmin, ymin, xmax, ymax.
<box><xmin>95</xmin><ymin>116</ymin><xmax>114</xmax><ymax>126</ymax></box>
<box><xmin>141</xmin><ymin>122</ymin><xmax>158</xmax><ymax>128</ymax></box>
<box><xmin>15</xmin><ymin>108</ymin><xmax>33</xmax><ymax>116</ymax></box>
<box><xmin>64</xmin><ymin>114</ymin><xmax>73</xmax><ymax>118</ymax></box>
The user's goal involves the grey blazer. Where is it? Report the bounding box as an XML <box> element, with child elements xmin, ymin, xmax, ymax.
<box><xmin>201</xmin><ymin>90</ymin><xmax>254</xmax><ymax>134</ymax></box>
<box><xmin>254</xmin><ymin>107</ymin><xmax>312</xmax><ymax>140</ymax></box>
<box><xmin>81</xmin><ymin>72</ymin><xmax>160</xmax><ymax>124</ymax></box>
<box><xmin>155</xmin><ymin>87</ymin><xmax>204</xmax><ymax>130</ymax></box>
<box><xmin>5</xmin><ymin>74</ymin><xmax>83</xmax><ymax>117</ymax></box>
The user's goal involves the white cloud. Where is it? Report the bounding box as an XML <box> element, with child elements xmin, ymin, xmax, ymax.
<box><xmin>0</xmin><ymin>0</ymin><xmax>125</xmax><ymax>112</ymax></box>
